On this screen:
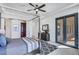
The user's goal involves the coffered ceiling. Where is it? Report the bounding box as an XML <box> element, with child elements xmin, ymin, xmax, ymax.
<box><xmin>0</xmin><ymin>3</ymin><xmax>76</xmax><ymax>20</ymax></box>
<box><xmin>2</xmin><ymin>3</ymin><xmax>73</xmax><ymax>15</ymax></box>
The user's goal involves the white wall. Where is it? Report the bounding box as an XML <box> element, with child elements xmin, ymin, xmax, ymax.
<box><xmin>40</xmin><ymin>16</ymin><xmax>55</xmax><ymax>42</ymax></box>
<box><xmin>26</xmin><ymin>21</ymin><xmax>33</xmax><ymax>37</ymax></box>
<box><xmin>1</xmin><ymin>17</ymin><xmax>5</xmax><ymax>30</ymax></box>
<box><xmin>11</xmin><ymin>20</ymin><xmax>21</xmax><ymax>39</ymax></box>
<box><xmin>0</xmin><ymin>6</ymin><xmax>2</xmax><ymax>12</ymax></box>
<box><xmin>32</xmin><ymin>20</ymin><xmax>39</xmax><ymax>38</ymax></box>
<box><xmin>0</xmin><ymin>6</ymin><xmax>4</xmax><ymax>34</ymax></box>
<box><xmin>0</xmin><ymin>17</ymin><xmax>5</xmax><ymax>34</ymax></box>
<box><xmin>27</xmin><ymin>20</ymin><xmax>39</xmax><ymax>38</ymax></box>
<box><xmin>5</xmin><ymin>19</ymin><xmax>11</xmax><ymax>38</ymax></box>
<box><xmin>5</xmin><ymin>19</ymin><xmax>21</xmax><ymax>39</ymax></box>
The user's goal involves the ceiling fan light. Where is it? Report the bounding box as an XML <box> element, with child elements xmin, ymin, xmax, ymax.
<box><xmin>36</xmin><ymin>9</ymin><xmax>38</xmax><ymax>11</ymax></box>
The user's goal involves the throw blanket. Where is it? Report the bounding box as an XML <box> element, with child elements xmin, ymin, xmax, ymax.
<box><xmin>22</xmin><ymin>37</ymin><xmax>39</xmax><ymax>53</ymax></box>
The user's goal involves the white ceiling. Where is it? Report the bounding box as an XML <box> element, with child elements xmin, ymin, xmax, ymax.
<box><xmin>2</xmin><ymin>3</ymin><xmax>73</xmax><ymax>16</ymax></box>
<box><xmin>0</xmin><ymin>3</ymin><xmax>76</xmax><ymax>21</ymax></box>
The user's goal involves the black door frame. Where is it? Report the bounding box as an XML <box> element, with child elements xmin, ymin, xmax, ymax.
<box><xmin>55</xmin><ymin>13</ymin><xmax>78</xmax><ymax>49</ymax></box>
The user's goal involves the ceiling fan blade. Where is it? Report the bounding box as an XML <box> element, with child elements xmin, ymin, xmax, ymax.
<box><xmin>36</xmin><ymin>11</ymin><xmax>38</xmax><ymax>14</ymax></box>
<box><xmin>29</xmin><ymin>3</ymin><xmax>35</xmax><ymax>7</ymax></box>
<box><xmin>39</xmin><ymin>9</ymin><xmax>46</xmax><ymax>12</ymax></box>
<box><xmin>38</xmin><ymin>4</ymin><xmax>45</xmax><ymax>9</ymax></box>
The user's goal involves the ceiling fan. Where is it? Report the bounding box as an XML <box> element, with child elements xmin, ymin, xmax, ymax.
<box><xmin>27</xmin><ymin>3</ymin><xmax>46</xmax><ymax>14</ymax></box>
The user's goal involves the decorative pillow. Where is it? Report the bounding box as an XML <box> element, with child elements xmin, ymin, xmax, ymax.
<box><xmin>32</xmin><ymin>35</ymin><xmax>39</xmax><ymax>41</ymax></box>
<box><xmin>0</xmin><ymin>34</ymin><xmax>6</xmax><ymax>47</ymax></box>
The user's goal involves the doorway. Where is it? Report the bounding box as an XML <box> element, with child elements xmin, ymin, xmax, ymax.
<box><xmin>21</xmin><ymin>22</ymin><xmax>26</xmax><ymax>37</ymax></box>
<box><xmin>56</xmin><ymin>13</ymin><xmax>78</xmax><ymax>48</ymax></box>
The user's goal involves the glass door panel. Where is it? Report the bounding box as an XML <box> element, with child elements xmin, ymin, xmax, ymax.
<box><xmin>66</xmin><ymin>16</ymin><xmax>75</xmax><ymax>46</ymax></box>
<box><xmin>57</xmin><ymin>19</ymin><xmax>64</xmax><ymax>43</ymax></box>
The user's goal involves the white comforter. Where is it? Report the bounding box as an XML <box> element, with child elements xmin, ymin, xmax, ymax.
<box><xmin>22</xmin><ymin>38</ymin><xmax>39</xmax><ymax>53</ymax></box>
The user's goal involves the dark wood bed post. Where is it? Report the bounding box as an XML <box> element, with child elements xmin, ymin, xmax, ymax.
<box><xmin>38</xmin><ymin>16</ymin><xmax>42</xmax><ymax>53</ymax></box>
<box><xmin>39</xmin><ymin>16</ymin><xmax>41</xmax><ymax>40</ymax></box>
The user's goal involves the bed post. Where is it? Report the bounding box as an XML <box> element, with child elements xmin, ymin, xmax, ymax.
<box><xmin>38</xmin><ymin>16</ymin><xmax>41</xmax><ymax>39</ymax></box>
<box><xmin>38</xmin><ymin>16</ymin><xmax>42</xmax><ymax>53</ymax></box>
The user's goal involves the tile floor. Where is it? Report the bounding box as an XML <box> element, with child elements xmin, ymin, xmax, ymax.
<box><xmin>47</xmin><ymin>41</ymin><xmax>79</xmax><ymax>55</ymax></box>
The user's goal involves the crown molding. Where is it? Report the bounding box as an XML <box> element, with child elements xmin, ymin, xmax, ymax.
<box><xmin>0</xmin><ymin>4</ymin><xmax>37</xmax><ymax>16</ymax></box>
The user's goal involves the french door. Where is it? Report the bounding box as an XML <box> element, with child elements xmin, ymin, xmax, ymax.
<box><xmin>56</xmin><ymin>13</ymin><xmax>78</xmax><ymax>48</ymax></box>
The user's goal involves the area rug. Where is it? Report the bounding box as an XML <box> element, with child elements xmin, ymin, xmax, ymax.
<box><xmin>39</xmin><ymin>40</ymin><xmax>57</xmax><ymax>55</ymax></box>
<box><xmin>29</xmin><ymin>40</ymin><xmax>57</xmax><ymax>55</ymax></box>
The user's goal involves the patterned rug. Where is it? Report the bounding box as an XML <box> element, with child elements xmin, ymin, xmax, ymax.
<box><xmin>39</xmin><ymin>40</ymin><xmax>57</xmax><ymax>55</ymax></box>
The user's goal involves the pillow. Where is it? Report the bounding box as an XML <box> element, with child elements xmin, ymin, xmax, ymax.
<box><xmin>32</xmin><ymin>35</ymin><xmax>39</xmax><ymax>41</ymax></box>
<box><xmin>0</xmin><ymin>34</ymin><xmax>6</xmax><ymax>47</ymax></box>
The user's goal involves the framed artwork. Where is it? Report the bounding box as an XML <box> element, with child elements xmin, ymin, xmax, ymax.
<box><xmin>13</xmin><ymin>24</ymin><xmax>19</xmax><ymax>32</ymax></box>
<box><xmin>42</xmin><ymin>24</ymin><xmax>49</xmax><ymax>31</ymax></box>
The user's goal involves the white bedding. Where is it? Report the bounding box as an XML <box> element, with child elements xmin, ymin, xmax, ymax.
<box><xmin>22</xmin><ymin>38</ymin><xmax>39</xmax><ymax>53</ymax></box>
